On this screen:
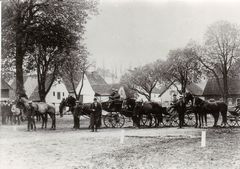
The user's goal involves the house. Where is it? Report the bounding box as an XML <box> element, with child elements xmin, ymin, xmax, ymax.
<box><xmin>1</xmin><ymin>79</ymin><xmax>13</xmax><ymax>101</ymax></box>
<box><xmin>63</xmin><ymin>71</ymin><xmax>111</xmax><ymax>103</ymax></box>
<box><xmin>203</xmin><ymin>78</ymin><xmax>240</xmax><ymax>106</ymax></box>
<box><xmin>158</xmin><ymin>82</ymin><xmax>203</xmax><ymax>107</ymax></box>
<box><xmin>9</xmin><ymin>75</ymin><xmax>69</xmax><ymax>111</ymax></box>
<box><xmin>109</xmin><ymin>83</ymin><xmax>162</xmax><ymax>102</ymax></box>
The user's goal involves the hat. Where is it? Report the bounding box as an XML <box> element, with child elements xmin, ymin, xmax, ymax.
<box><xmin>29</xmin><ymin>101</ymin><xmax>33</xmax><ymax>104</ymax></box>
<box><xmin>94</xmin><ymin>98</ymin><xmax>97</xmax><ymax>101</ymax></box>
<box><xmin>179</xmin><ymin>95</ymin><xmax>183</xmax><ymax>98</ymax></box>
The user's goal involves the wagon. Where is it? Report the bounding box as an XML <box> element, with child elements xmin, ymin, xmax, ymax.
<box><xmin>227</xmin><ymin>105</ymin><xmax>240</xmax><ymax>127</ymax></box>
<box><xmin>162</xmin><ymin>105</ymin><xmax>195</xmax><ymax>127</ymax></box>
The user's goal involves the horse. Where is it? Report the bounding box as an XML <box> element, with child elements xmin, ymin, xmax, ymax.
<box><xmin>185</xmin><ymin>93</ymin><xmax>228</xmax><ymax>127</ymax></box>
<box><xmin>185</xmin><ymin>92</ymin><xmax>205</xmax><ymax>128</ymax></box>
<box><xmin>133</xmin><ymin>101</ymin><xmax>167</xmax><ymax>128</ymax></box>
<box><xmin>17</xmin><ymin>96</ymin><xmax>56</xmax><ymax>130</ymax></box>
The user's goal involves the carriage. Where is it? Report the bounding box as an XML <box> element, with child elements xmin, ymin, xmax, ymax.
<box><xmin>227</xmin><ymin>105</ymin><xmax>240</xmax><ymax>127</ymax></box>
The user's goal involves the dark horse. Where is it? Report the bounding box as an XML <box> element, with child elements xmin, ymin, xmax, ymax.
<box><xmin>59</xmin><ymin>99</ymin><xmax>102</xmax><ymax>128</ymax></box>
<box><xmin>133</xmin><ymin>101</ymin><xmax>167</xmax><ymax>128</ymax></box>
<box><xmin>185</xmin><ymin>93</ymin><xmax>228</xmax><ymax>127</ymax></box>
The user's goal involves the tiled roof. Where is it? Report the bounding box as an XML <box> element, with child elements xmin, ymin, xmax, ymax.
<box><xmin>1</xmin><ymin>79</ymin><xmax>13</xmax><ymax>90</ymax></box>
<box><xmin>203</xmin><ymin>78</ymin><xmax>240</xmax><ymax>96</ymax></box>
<box><xmin>86</xmin><ymin>71</ymin><xmax>111</xmax><ymax>96</ymax></box>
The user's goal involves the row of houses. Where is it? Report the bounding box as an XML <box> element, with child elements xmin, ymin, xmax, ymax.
<box><xmin>1</xmin><ymin>72</ymin><xmax>240</xmax><ymax>110</ymax></box>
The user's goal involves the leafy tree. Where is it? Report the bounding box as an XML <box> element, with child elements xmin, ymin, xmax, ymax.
<box><xmin>2</xmin><ymin>0</ymin><xmax>97</xmax><ymax>97</ymax></box>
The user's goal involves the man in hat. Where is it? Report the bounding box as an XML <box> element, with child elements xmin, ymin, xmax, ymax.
<box><xmin>109</xmin><ymin>89</ymin><xmax>120</xmax><ymax>111</ymax></box>
<box><xmin>27</xmin><ymin>101</ymin><xmax>36</xmax><ymax>131</ymax></box>
<box><xmin>176</xmin><ymin>94</ymin><xmax>186</xmax><ymax>128</ymax></box>
<box><xmin>73</xmin><ymin>100</ymin><xmax>81</xmax><ymax>129</ymax></box>
<box><xmin>90</xmin><ymin>98</ymin><xmax>102</xmax><ymax>132</ymax></box>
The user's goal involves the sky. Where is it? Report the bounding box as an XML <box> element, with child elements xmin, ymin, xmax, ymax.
<box><xmin>85</xmin><ymin>0</ymin><xmax>240</xmax><ymax>74</ymax></box>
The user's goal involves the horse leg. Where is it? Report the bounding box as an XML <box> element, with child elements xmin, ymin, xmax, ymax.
<box><xmin>204</xmin><ymin>112</ymin><xmax>207</xmax><ymax>127</ymax></box>
<box><xmin>194</xmin><ymin>112</ymin><xmax>198</xmax><ymax>128</ymax></box>
<box><xmin>17</xmin><ymin>116</ymin><xmax>20</xmax><ymax>125</ymax></box>
<box><xmin>212</xmin><ymin>112</ymin><xmax>219</xmax><ymax>127</ymax></box>
<box><xmin>45</xmin><ymin>114</ymin><xmax>48</xmax><ymax>129</ymax></box>
<box><xmin>41</xmin><ymin>114</ymin><xmax>45</xmax><ymax>129</ymax></box>
<box><xmin>220</xmin><ymin>111</ymin><xmax>227</xmax><ymax>127</ymax></box>
<box><xmin>149</xmin><ymin>115</ymin><xmax>152</xmax><ymax>128</ymax></box>
<box><xmin>32</xmin><ymin>117</ymin><xmax>36</xmax><ymax>131</ymax></box>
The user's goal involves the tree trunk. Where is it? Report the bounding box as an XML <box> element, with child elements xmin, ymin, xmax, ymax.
<box><xmin>222</xmin><ymin>73</ymin><xmax>229</xmax><ymax>104</ymax></box>
<box><xmin>15</xmin><ymin>33</ymin><xmax>25</xmax><ymax>96</ymax></box>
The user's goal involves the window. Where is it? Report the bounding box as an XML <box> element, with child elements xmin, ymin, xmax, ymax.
<box><xmin>1</xmin><ymin>89</ymin><xmax>9</xmax><ymax>98</ymax></box>
<box><xmin>237</xmin><ymin>98</ymin><xmax>240</xmax><ymax>106</ymax></box>
<box><xmin>57</xmin><ymin>92</ymin><xmax>61</xmax><ymax>100</ymax></box>
<box><xmin>53</xmin><ymin>92</ymin><xmax>55</xmax><ymax>96</ymax></box>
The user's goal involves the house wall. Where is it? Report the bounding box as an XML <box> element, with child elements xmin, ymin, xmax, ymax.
<box><xmin>136</xmin><ymin>93</ymin><xmax>161</xmax><ymax>102</ymax></box>
<box><xmin>45</xmin><ymin>80</ymin><xmax>69</xmax><ymax>112</ymax></box>
<box><xmin>1</xmin><ymin>89</ymin><xmax>9</xmax><ymax>101</ymax></box>
<box><xmin>75</xmin><ymin>74</ymin><xmax>95</xmax><ymax>103</ymax></box>
<box><xmin>204</xmin><ymin>95</ymin><xmax>240</xmax><ymax>106</ymax></box>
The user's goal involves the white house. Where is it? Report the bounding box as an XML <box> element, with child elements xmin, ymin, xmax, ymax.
<box><xmin>158</xmin><ymin>82</ymin><xmax>203</xmax><ymax>107</ymax></box>
<box><xmin>63</xmin><ymin>71</ymin><xmax>112</xmax><ymax>103</ymax></box>
<box><xmin>9</xmin><ymin>75</ymin><xmax>69</xmax><ymax>112</ymax></box>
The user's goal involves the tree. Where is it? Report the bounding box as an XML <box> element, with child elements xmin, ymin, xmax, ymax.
<box><xmin>2</xmin><ymin>0</ymin><xmax>97</xmax><ymax>97</ymax></box>
<box><xmin>197</xmin><ymin>21</ymin><xmax>240</xmax><ymax>102</ymax></box>
<box><xmin>61</xmin><ymin>47</ymin><xmax>90</xmax><ymax>101</ymax></box>
<box><xmin>163</xmin><ymin>46</ymin><xmax>202</xmax><ymax>94</ymax></box>
<box><xmin>120</xmin><ymin>63</ymin><xmax>159</xmax><ymax>101</ymax></box>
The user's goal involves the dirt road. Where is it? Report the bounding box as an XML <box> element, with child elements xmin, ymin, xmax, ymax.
<box><xmin>0</xmin><ymin>116</ymin><xmax>239</xmax><ymax>169</ymax></box>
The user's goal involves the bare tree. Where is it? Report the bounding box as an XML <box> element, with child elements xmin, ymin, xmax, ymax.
<box><xmin>120</xmin><ymin>63</ymin><xmax>158</xmax><ymax>101</ymax></box>
<box><xmin>61</xmin><ymin>48</ymin><xmax>90</xmax><ymax>101</ymax></box>
<box><xmin>196</xmin><ymin>21</ymin><xmax>240</xmax><ymax>102</ymax></box>
<box><xmin>163</xmin><ymin>46</ymin><xmax>202</xmax><ymax>94</ymax></box>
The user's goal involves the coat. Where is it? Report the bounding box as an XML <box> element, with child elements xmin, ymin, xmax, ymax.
<box><xmin>90</xmin><ymin>102</ymin><xmax>102</xmax><ymax>116</ymax></box>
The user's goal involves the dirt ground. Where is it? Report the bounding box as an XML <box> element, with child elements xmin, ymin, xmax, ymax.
<box><xmin>0</xmin><ymin>115</ymin><xmax>240</xmax><ymax>169</ymax></box>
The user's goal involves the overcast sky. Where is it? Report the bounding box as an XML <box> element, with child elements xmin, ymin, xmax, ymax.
<box><xmin>85</xmin><ymin>0</ymin><xmax>240</xmax><ymax>73</ymax></box>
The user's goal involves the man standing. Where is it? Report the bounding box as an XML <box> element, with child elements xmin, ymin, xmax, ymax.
<box><xmin>176</xmin><ymin>95</ymin><xmax>186</xmax><ymax>128</ymax></box>
<box><xmin>27</xmin><ymin>101</ymin><xmax>36</xmax><ymax>131</ymax></box>
<box><xmin>1</xmin><ymin>101</ymin><xmax>8</xmax><ymax>125</ymax></box>
<box><xmin>90</xmin><ymin>98</ymin><xmax>102</xmax><ymax>132</ymax></box>
<box><xmin>73</xmin><ymin>101</ymin><xmax>81</xmax><ymax>129</ymax></box>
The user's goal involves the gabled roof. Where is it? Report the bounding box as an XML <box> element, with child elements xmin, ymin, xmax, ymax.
<box><xmin>1</xmin><ymin>79</ymin><xmax>13</xmax><ymax>90</ymax></box>
<box><xmin>62</xmin><ymin>71</ymin><xmax>111</xmax><ymax>96</ymax></box>
<box><xmin>186</xmin><ymin>83</ymin><xmax>203</xmax><ymax>96</ymax></box>
<box><xmin>62</xmin><ymin>73</ymin><xmax>82</xmax><ymax>93</ymax></box>
<box><xmin>203</xmin><ymin>78</ymin><xmax>240</xmax><ymax>96</ymax></box>
<box><xmin>86</xmin><ymin>71</ymin><xmax>111</xmax><ymax>96</ymax></box>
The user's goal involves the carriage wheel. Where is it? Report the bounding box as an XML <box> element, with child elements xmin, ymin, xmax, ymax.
<box><xmin>140</xmin><ymin>115</ymin><xmax>156</xmax><ymax>127</ymax></box>
<box><xmin>227</xmin><ymin>117</ymin><xmax>238</xmax><ymax>127</ymax></box>
<box><xmin>184</xmin><ymin>114</ymin><xmax>196</xmax><ymax>127</ymax></box>
<box><xmin>162</xmin><ymin>117</ymin><xmax>171</xmax><ymax>127</ymax></box>
<box><xmin>103</xmin><ymin>115</ymin><xmax>114</xmax><ymax>128</ymax></box>
<box><xmin>171</xmin><ymin>118</ymin><xmax>179</xmax><ymax>127</ymax></box>
<box><xmin>112</xmin><ymin>113</ymin><xmax>125</xmax><ymax>128</ymax></box>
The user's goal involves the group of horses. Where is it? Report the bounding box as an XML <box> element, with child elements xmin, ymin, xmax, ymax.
<box><xmin>59</xmin><ymin>93</ymin><xmax>228</xmax><ymax>129</ymax></box>
<box><xmin>11</xmin><ymin>92</ymin><xmax>228</xmax><ymax>131</ymax></box>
